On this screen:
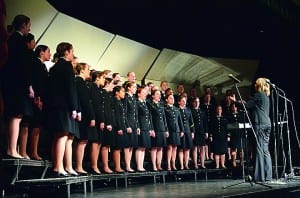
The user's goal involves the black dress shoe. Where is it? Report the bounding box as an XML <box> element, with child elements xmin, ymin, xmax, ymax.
<box><xmin>3</xmin><ymin>154</ymin><xmax>24</xmax><ymax>160</ymax></box>
<box><xmin>126</xmin><ymin>169</ymin><xmax>135</xmax><ymax>173</ymax></box>
<box><xmin>102</xmin><ymin>170</ymin><xmax>114</xmax><ymax>174</ymax></box>
<box><xmin>52</xmin><ymin>171</ymin><xmax>71</xmax><ymax>178</ymax></box>
<box><xmin>66</xmin><ymin>171</ymin><xmax>79</xmax><ymax>177</ymax></box>
<box><xmin>58</xmin><ymin>172</ymin><xmax>71</xmax><ymax>177</ymax></box>
<box><xmin>30</xmin><ymin>156</ymin><xmax>43</xmax><ymax>161</ymax></box>
<box><xmin>114</xmin><ymin>170</ymin><xmax>125</xmax><ymax>174</ymax></box>
<box><xmin>171</xmin><ymin>167</ymin><xmax>177</xmax><ymax>171</ymax></box>
<box><xmin>137</xmin><ymin>169</ymin><xmax>146</xmax><ymax>172</ymax></box>
<box><xmin>77</xmin><ymin>172</ymin><xmax>88</xmax><ymax>176</ymax></box>
<box><xmin>89</xmin><ymin>169</ymin><xmax>101</xmax><ymax>175</ymax></box>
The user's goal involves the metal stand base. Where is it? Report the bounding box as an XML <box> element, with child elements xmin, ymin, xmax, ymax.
<box><xmin>223</xmin><ymin>175</ymin><xmax>253</xmax><ymax>188</ymax></box>
<box><xmin>223</xmin><ymin>175</ymin><xmax>272</xmax><ymax>189</ymax></box>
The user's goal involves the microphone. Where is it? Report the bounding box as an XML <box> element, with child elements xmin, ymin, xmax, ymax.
<box><xmin>265</xmin><ymin>79</ymin><xmax>276</xmax><ymax>88</ymax></box>
<box><xmin>228</xmin><ymin>74</ymin><xmax>241</xmax><ymax>83</ymax></box>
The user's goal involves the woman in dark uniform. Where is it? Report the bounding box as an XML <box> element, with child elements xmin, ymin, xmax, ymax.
<box><xmin>164</xmin><ymin>94</ymin><xmax>184</xmax><ymax>170</ymax></box>
<box><xmin>123</xmin><ymin>82</ymin><xmax>139</xmax><ymax>172</ymax></box>
<box><xmin>136</xmin><ymin>86</ymin><xmax>154</xmax><ymax>172</ymax></box>
<box><xmin>220</xmin><ymin>89</ymin><xmax>236</xmax><ymax>118</ymax></box>
<box><xmin>2</xmin><ymin>14</ymin><xmax>32</xmax><ymax>159</ymax></box>
<box><xmin>112</xmin><ymin>86</ymin><xmax>127</xmax><ymax>173</ymax></box>
<box><xmin>19</xmin><ymin>33</ymin><xmax>36</xmax><ymax>160</ymax></box>
<box><xmin>73</xmin><ymin>63</ymin><xmax>96</xmax><ymax>175</ymax></box>
<box><xmin>159</xmin><ymin>81</ymin><xmax>168</xmax><ymax>104</ymax></box>
<box><xmin>148</xmin><ymin>89</ymin><xmax>169</xmax><ymax>171</ymax></box>
<box><xmin>100</xmin><ymin>77</ymin><xmax>115</xmax><ymax>174</ymax></box>
<box><xmin>209</xmin><ymin>105</ymin><xmax>230</xmax><ymax>169</ymax></box>
<box><xmin>47</xmin><ymin>42</ymin><xmax>80</xmax><ymax>177</ymax></box>
<box><xmin>29</xmin><ymin>45</ymin><xmax>51</xmax><ymax>160</ymax></box>
<box><xmin>191</xmin><ymin>97</ymin><xmax>208</xmax><ymax>169</ymax></box>
<box><xmin>26</xmin><ymin>44</ymin><xmax>51</xmax><ymax>160</ymax></box>
<box><xmin>226</xmin><ymin>103</ymin><xmax>244</xmax><ymax>167</ymax></box>
<box><xmin>178</xmin><ymin>95</ymin><xmax>195</xmax><ymax>170</ymax></box>
<box><xmin>220</xmin><ymin>89</ymin><xmax>237</xmax><ymax>160</ymax></box>
<box><xmin>200</xmin><ymin>93</ymin><xmax>216</xmax><ymax>161</ymax></box>
<box><xmin>89</xmin><ymin>71</ymin><xmax>106</xmax><ymax>174</ymax></box>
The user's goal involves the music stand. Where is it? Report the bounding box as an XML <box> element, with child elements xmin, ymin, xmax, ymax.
<box><xmin>223</xmin><ymin>79</ymin><xmax>272</xmax><ymax>189</ymax></box>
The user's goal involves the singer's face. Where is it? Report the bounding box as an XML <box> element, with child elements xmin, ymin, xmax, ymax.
<box><xmin>152</xmin><ymin>90</ymin><xmax>161</xmax><ymax>102</ymax></box>
<box><xmin>166</xmin><ymin>95</ymin><xmax>174</xmax><ymax>105</ymax></box>
<box><xmin>216</xmin><ymin>106</ymin><xmax>222</xmax><ymax>115</ymax></box>
<box><xmin>138</xmin><ymin>88</ymin><xmax>147</xmax><ymax>100</ymax></box>
<box><xmin>192</xmin><ymin>99</ymin><xmax>200</xmax><ymax>108</ymax></box>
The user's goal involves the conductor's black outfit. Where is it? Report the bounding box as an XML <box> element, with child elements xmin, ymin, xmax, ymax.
<box><xmin>245</xmin><ymin>91</ymin><xmax>272</xmax><ymax>182</ymax></box>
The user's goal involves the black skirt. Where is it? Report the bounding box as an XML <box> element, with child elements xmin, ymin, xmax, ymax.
<box><xmin>87</xmin><ymin>124</ymin><xmax>104</xmax><ymax>143</ymax></box>
<box><xmin>167</xmin><ymin>131</ymin><xmax>180</xmax><ymax>146</ymax></box>
<box><xmin>178</xmin><ymin>132</ymin><xmax>193</xmax><ymax>149</ymax></box>
<box><xmin>124</xmin><ymin>128</ymin><xmax>139</xmax><ymax>148</ymax></box>
<box><xmin>46</xmin><ymin>107</ymin><xmax>79</xmax><ymax>138</ymax></box>
<box><xmin>151</xmin><ymin>131</ymin><xmax>167</xmax><ymax>147</ymax></box>
<box><xmin>138</xmin><ymin>130</ymin><xmax>151</xmax><ymax>148</ymax></box>
<box><xmin>193</xmin><ymin>132</ymin><xmax>206</xmax><ymax>146</ymax></box>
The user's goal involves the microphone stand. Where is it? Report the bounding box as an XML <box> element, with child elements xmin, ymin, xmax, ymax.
<box><xmin>277</xmin><ymin>89</ymin><xmax>294</xmax><ymax>178</ymax></box>
<box><xmin>270</xmin><ymin>86</ymin><xmax>289</xmax><ymax>184</ymax></box>
<box><xmin>223</xmin><ymin>82</ymin><xmax>272</xmax><ymax>189</ymax></box>
<box><xmin>278</xmin><ymin>113</ymin><xmax>287</xmax><ymax>179</ymax></box>
<box><xmin>270</xmin><ymin>87</ymin><xmax>279</xmax><ymax>181</ymax></box>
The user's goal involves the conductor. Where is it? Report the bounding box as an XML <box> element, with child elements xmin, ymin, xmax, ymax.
<box><xmin>245</xmin><ymin>77</ymin><xmax>272</xmax><ymax>183</ymax></box>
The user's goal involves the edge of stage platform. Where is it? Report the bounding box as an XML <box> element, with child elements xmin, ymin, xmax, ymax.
<box><xmin>13</xmin><ymin>176</ymin><xmax>89</xmax><ymax>198</ymax></box>
<box><xmin>0</xmin><ymin>158</ymin><xmax>52</xmax><ymax>167</ymax></box>
<box><xmin>14</xmin><ymin>175</ymin><xmax>89</xmax><ymax>185</ymax></box>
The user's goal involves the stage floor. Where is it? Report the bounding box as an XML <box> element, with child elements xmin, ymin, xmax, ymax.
<box><xmin>3</xmin><ymin>176</ymin><xmax>300</xmax><ymax>198</ymax></box>
<box><xmin>69</xmin><ymin>177</ymin><xmax>300</xmax><ymax>198</ymax></box>
<box><xmin>2</xmin><ymin>160</ymin><xmax>300</xmax><ymax>198</ymax></box>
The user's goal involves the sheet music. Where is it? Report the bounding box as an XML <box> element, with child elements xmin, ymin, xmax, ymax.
<box><xmin>227</xmin><ymin>122</ymin><xmax>251</xmax><ymax>129</ymax></box>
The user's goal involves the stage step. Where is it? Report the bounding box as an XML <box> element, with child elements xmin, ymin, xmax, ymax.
<box><xmin>14</xmin><ymin>176</ymin><xmax>89</xmax><ymax>198</ymax></box>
